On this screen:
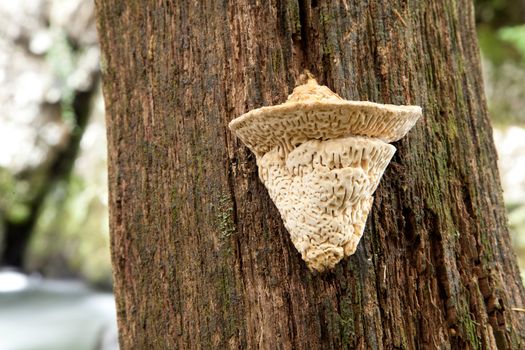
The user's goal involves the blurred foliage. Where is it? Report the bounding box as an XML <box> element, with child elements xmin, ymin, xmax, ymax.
<box><xmin>28</xmin><ymin>174</ymin><xmax>111</xmax><ymax>287</ymax></box>
<box><xmin>478</xmin><ymin>24</ymin><xmax>525</xmax><ymax>126</ymax></box>
<box><xmin>509</xmin><ymin>205</ymin><xmax>525</xmax><ymax>282</ymax></box>
<box><xmin>0</xmin><ymin>0</ymin><xmax>108</xmax><ymax>286</ymax></box>
<box><xmin>499</xmin><ymin>25</ymin><xmax>525</xmax><ymax>61</ymax></box>
<box><xmin>476</xmin><ymin>0</ymin><xmax>525</xmax><ymax>283</ymax></box>
<box><xmin>477</xmin><ymin>25</ymin><xmax>522</xmax><ymax>65</ymax></box>
<box><xmin>479</xmin><ymin>24</ymin><xmax>525</xmax><ymax>65</ymax></box>
<box><xmin>475</xmin><ymin>0</ymin><xmax>525</xmax><ymax>28</ymax></box>
<box><xmin>26</xmin><ymin>86</ymin><xmax>111</xmax><ymax>287</ymax></box>
<box><xmin>0</xmin><ymin>170</ymin><xmax>30</xmax><ymax>224</ymax></box>
<box><xmin>46</xmin><ymin>29</ymin><xmax>76</xmax><ymax>123</ymax></box>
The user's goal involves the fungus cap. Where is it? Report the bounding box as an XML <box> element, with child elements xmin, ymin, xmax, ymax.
<box><xmin>229</xmin><ymin>78</ymin><xmax>422</xmax><ymax>155</ymax></box>
<box><xmin>228</xmin><ymin>77</ymin><xmax>422</xmax><ymax>272</ymax></box>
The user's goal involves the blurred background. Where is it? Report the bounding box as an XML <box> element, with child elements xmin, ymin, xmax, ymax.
<box><xmin>0</xmin><ymin>1</ymin><xmax>523</xmax><ymax>349</ymax></box>
<box><xmin>0</xmin><ymin>1</ymin><xmax>116</xmax><ymax>349</ymax></box>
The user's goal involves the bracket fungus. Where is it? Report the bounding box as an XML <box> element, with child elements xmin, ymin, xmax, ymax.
<box><xmin>229</xmin><ymin>77</ymin><xmax>422</xmax><ymax>272</ymax></box>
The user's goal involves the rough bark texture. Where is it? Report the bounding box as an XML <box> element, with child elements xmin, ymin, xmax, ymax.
<box><xmin>95</xmin><ymin>1</ymin><xmax>525</xmax><ymax>349</ymax></box>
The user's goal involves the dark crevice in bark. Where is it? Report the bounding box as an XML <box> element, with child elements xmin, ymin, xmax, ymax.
<box><xmin>368</xmin><ymin>221</ymin><xmax>389</xmax><ymax>350</ymax></box>
<box><xmin>427</xmin><ymin>211</ymin><xmax>449</xmax><ymax>319</ymax></box>
<box><xmin>284</xmin><ymin>290</ymin><xmax>298</xmax><ymax>348</ymax></box>
<box><xmin>225</xmin><ymin>142</ymin><xmax>243</xmax><ymax>276</ymax></box>
<box><xmin>296</xmin><ymin>0</ymin><xmax>311</xmax><ymax>71</ymax></box>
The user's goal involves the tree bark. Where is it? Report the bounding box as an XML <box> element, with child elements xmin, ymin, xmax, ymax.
<box><xmin>95</xmin><ymin>1</ymin><xmax>525</xmax><ymax>349</ymax></box>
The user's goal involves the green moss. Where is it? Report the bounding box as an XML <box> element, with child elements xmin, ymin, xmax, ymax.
<box><xmin>338</xmin><ymin>296</ymin><xmax>355</xmax><ymax>349</ymax></box>
<box><xmin>460</xmin><ymin>312</ymin><xmax>481</xmax><ymax>349</ymax></box>
<box><xmin>209</xmin><ymin>191</ymin><xmax>242</xmax><ymax>342</ymax></box>
<box><xmin>446</xmin><ymin>115</ymin><xmax>458</xmax><ymax>139</ymax></box>
<box><xmin>320</xmin><ymin>12</ymin><xmax>334</xmax><ymax>26</ymax></box>
<box><xmin>271</xmin><ymin>50</ymin><xmax>283</xmax><ymax>72</ymax></box>
<box><xmin>217</xmin><ymin>193</ymin><xmax>236</xmax><ymax>241</ymax></box>
<box><xmin>352</xmin><ymin>281</ymin><xmax>364</xmax><ymax>323</ymax></box>
<box><xmin>215</xmin><ymin>255</ymin><xmax>239</xmax><ymax>342</ymax></box>
<box><xmin>479</xmin><ymin>231</ymin><xmax>494</xmax><ymax>264</ymax></box>
<box><xmin>287</xmin><ymin>0</ymin><xmax>301</xmax><ymax>35</ymax></box>
<box><xmin>455</xmin><ymin>295</ymin><xmax>482</xmax><ymax>349</ymax></box>
<box><xmin>321</xmin><ymin>42</ymin><xmax>334</xmax><ymax>57</ymax></box>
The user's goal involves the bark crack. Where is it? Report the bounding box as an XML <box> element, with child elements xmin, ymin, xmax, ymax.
<box><xmin>294</xmin><ymin>0</ymin><xmax>310</xmax><ymax>71</ymax></box>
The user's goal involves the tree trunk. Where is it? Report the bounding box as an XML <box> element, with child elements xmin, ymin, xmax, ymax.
<box><xmin>95</xmin><ymin>1</ymin><xmax>525</xmax><ymax>349</ymax></box>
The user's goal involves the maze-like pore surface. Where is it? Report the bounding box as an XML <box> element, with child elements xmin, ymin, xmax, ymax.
<box><xmin>259</xmin><ymin>136</ymin><xmax>396</xmax><ymax>271</ymax></box>
<box><xmin>229</xmin><ymin>78</ymin><xmax>422</xmax><ymax>271</ymax></box>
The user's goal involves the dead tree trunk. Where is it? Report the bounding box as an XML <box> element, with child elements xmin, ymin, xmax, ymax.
<box><xmin>95</xmin><ymin>1</ymin><xmax>525</xmax><ymax>348</ymax></box>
